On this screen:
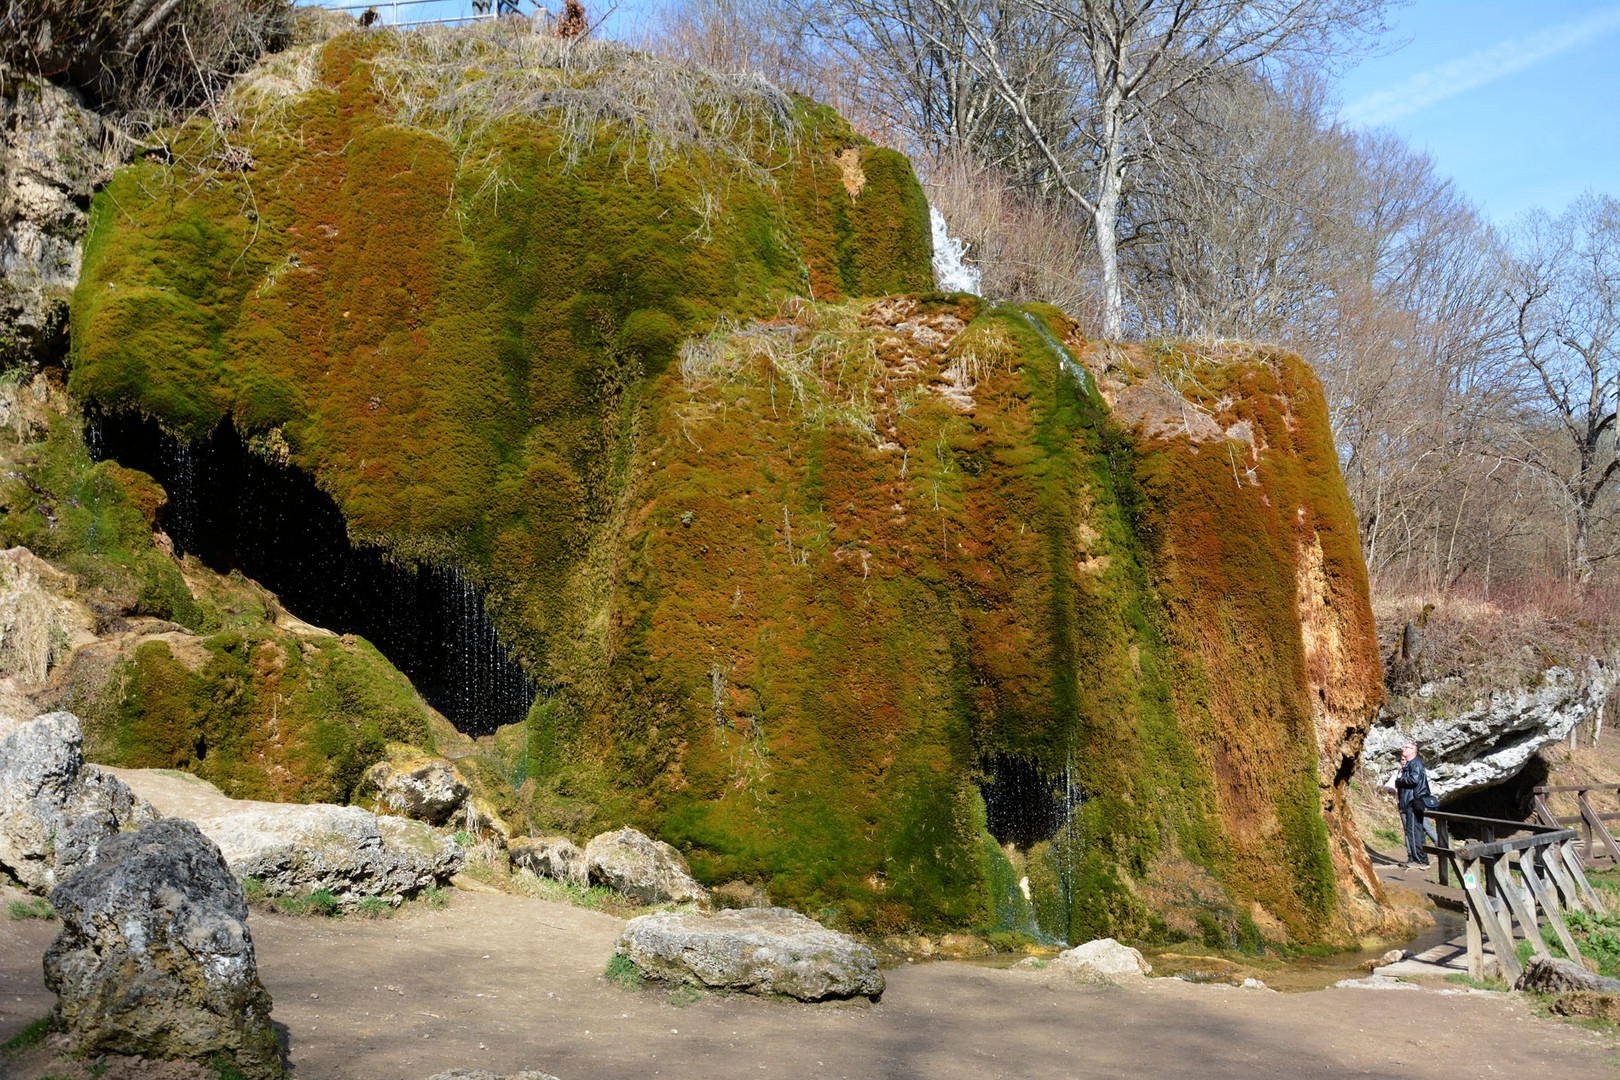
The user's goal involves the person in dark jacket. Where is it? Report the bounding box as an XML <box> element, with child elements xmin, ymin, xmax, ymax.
<box><xmin>1395</xmin><ymin>742</ymin><xmax>1433</xmax><ymax>867</ymax></box>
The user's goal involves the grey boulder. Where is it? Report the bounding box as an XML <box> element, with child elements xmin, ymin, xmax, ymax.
<box><xmin>44</xmin><ymin>819</ymin><xmax>281</xmax><ymax>1079</ymax></box>
<box><xmin>615</xmin><ymin>906</ymin><xmax>884</xmax><ymax>1001</ymax></box>
<box><xmin>1052</xmin><ymin>937</ymin><xmax>1152</xmax><ymax>978</ymax></box>
<box><xmin>195</xmin><ymin>801</ymin><xmax>462</xmax><ymax>904</ymax></box>
<box><xmin>358</xmin><ymin>756</ymin><xmax>471</xmax><ymax>826</ymax></box>
<box><xmin>585</xmin><ymin>826</ymin><xmax>708</xmax><ymax>904</ymax></box>
<box><xmin>510</xmin><ymin>835</ymin><xmax>587</xmax><ymax>885</ymax></box>
<box><xmin>0</xmin><ymin>711</ymin><xmax>155</xmax><ymax>892</ymax></box>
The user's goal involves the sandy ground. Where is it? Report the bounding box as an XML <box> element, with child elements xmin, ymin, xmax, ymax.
<box><xmin>4</xmin><ymin>884</ymin><xmax>1617</xmax><ymax>1080</ymax></box>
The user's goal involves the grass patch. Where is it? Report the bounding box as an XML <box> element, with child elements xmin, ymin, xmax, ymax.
<box><xmin>1</xmin><ymin>1015</ymin><xmax>53</xmax><ymax>1053</ymax></box>
<box><xmin>415</xmin><ymin>886</ymin><xmax>450</xmax><ymax>910</ymax></box>
<box><xmin>605</xmin><ymin>952</ymin><xmax>644</xmax><ymax>991</ymax></box>
<box><xmin>666</xmin><ymin>983</ymin><xmax>703</xmax><ymax>1007</ymax></box>
<box><xmin>1372</xmin><ymin>828</ymin><xmax>1402</xmax><ymax>849</ymax></box>
<box><xmin>1444</xmin><ymin>972</ymin><xmax>1508</xmax><ymax>992</ymax></box>
<box><xmin>355</xmin><ymin>896</ymin><xmax>395</xmax><ymax>919</ymax></box>
<box><xmin>7</xmin><ymin>897</ymin><xmax>54</xmax><ymax>920</ymax></box>
<box><xmin>507</xmin><ymin>869</ymin><xmax>669</xmax><ymax>919</ymax></box>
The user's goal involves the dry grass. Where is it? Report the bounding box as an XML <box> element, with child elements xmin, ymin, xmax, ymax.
<box><xmin>0</xmin><ymin>558</ymin><xmax>70</xmax><ymax>686</ymax></box>
<box><xmin>359</xmin><ymin>21</ymin><xmax>798</xmax><ymax>180</ymax></box>
<box><xmin>678</xmin><ymin>300</ymin><xmax>884</xmax><ymax>441</ymax></box>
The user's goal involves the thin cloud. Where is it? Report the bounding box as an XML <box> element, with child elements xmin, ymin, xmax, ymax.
<box><xmin>1342</xmin><ymin>4</ymin><xmax>1620</xmax><ymax>127</ymax></box>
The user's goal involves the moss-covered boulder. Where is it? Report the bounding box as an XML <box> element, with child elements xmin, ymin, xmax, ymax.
<box><xmin>61</xmin><ymin>26</ymin><xmax>1390</xmax><ymax>943</ymax></box>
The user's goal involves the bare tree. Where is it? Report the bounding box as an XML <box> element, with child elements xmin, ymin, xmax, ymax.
<box><xmin>1507</xmin><ymin>193</ymin><xmax>1620</xmax><ymax>584</ymax></box>
<box><xmin>819</xmin><ymin>0</ymin><xmax>1390</xmax><ymax>338</ymax></box>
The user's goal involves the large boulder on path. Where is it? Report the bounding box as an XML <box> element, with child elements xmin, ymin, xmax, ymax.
<box><xmin>510</xmin><ymin>836</ymin><xmax>587</xmax><ymax>885</ymax></box>
<box><xmin>43</xmin><ymin>819</ymin><xmax>282</xmax><ymax>1079</ymax></box>
<box><xmin>585</xmin><ymin>827</ymin><xmax>708</xmax><ymax>904</ymax></box>
<box><xmin>1051</xmin><ymin>938</ymin><xmax>1152</xmax><ymax>978</ymax></box>
<box><xmin>0</xmin><ymin>711</ymin><xmax>155</xmax><ymax>892</ymax></box>
<box><xmin>197</xmin><ymin>802</ymin><xmax>462</xmax><ymax>904</ymax></box>
<box><xmin>1516</xmin><ymin>956</ymin><xmax>1620</xmax><ymax>994</ymax></box>
<box><xmin>358</xmin><ymin>756</ymin><xmax>471</xmax><ymax>826</ymax></box>
<box><xmin>110</xmin><ymin>768</ymin><xmax>463</xmax><ymax>904</ymax></box>
<box><xmin>615</xmin><ymin>907</ymin><xmax>884</xmax><ymax>1001</ymax></box>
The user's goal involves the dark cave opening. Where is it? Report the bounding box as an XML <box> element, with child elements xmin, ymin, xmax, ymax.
<box><xmin>980</xmin><ymin>754</ymin><xmax>1082</xmax><ymax>849</ymax></box>
<box><xmin>88</xmin><ymin>411</ymin><xmax>537</xmax><ymax>736</ymax></box>
<box><xmin>1440</xmin><ymin>755</ymin><xmax>1552</xmax><ymax>835</ymax></box>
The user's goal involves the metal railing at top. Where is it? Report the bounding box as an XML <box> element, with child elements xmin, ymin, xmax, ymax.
<box><xmin>1427</xmin><ymin>810</ymin><xmax>1606</xmax><ymax>983</ymax></box>
<box><xmin>301</xmin><ymin>0</ymin><xmax>535</xmax><ymax>29</ymax></box>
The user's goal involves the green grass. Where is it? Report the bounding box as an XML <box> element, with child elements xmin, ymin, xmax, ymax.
<box><xmin>415</xmin><ymin>886</ymin><xmax>450</xmax><ymax>910</ymax></box>
<box><xmin>355</xmin><ymin>896</ymin><xmax>394</xmax><ymax>919</ymax></box>
<box><xmin>1445</xmin><ymin>972</ymin><xmax>1508</xmax><ymax>992</ymax></box>
<box><xmin>1</xmin><ymin>1015</ymin><xmax>52</xmax><ymax>1053</ymax></box>
<box><xmin>605</xmin><ymin>953</ymin><xmax>644</xmax><ymax>990</ymax></box>
<box><xmin>1372</xmin><ymin>828</ymin><xmax>1402</xmax><ymax>849</ymax></box>
<box><xmin>209</xmin><ymin>1051</ymin><xmax>250</xmax><ymax>1080</ymax></box>
<box><xmin>666</xmin><ymin>984</ymin><xmax>703</xmax><ymax>1007</ymax></box>
<box><xmin>7</xmin><ymin>897</ymin><xmax>54</xmax><ymax>920</ymax></box>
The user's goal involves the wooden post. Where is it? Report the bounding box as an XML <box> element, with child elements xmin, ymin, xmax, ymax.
<box><xmin>1459</xmin><ymin>854</ymin><xmax>1523</xmax><ymax>984</ymax></box>
<box><xmin>1563</xmin><ymin>839</ymin><xmax>1606</xmax><ymax>913</ymax></box>
<box><xmin>1437</xmin><ymin>816</ymin><xmax>1451</xmax><ymax>887</ymax></box>
<box><xmin>1493</xmin><ymin>855</ymin><xmax>1548</xmax><ymax>959</ymax></box>
<box><xmin>1523</xmin><ymin>847</ymin><xmax>1585</xmax><ymax>965</ymax></box>
<box><xmin>1542</xmin><ymin>842</ymin><xmax>1587</xmax><ymax>914</ymax></box>
<box><xmin>1462</xmin><ymin>855</ymin><xmax>1483</xmax><ymax>980</ymax></box>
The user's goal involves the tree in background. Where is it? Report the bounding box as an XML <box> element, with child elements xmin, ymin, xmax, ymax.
<box><xmin>1507</xmin><ymin>193</ymin><xmax>1620</xmax><ymax>585</ymax></box>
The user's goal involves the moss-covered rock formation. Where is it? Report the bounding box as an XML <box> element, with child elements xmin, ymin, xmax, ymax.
<box><xmin>59</xmin><ymin>25</ymin><xmax>1391</xmax><ymax>944</ymax></box>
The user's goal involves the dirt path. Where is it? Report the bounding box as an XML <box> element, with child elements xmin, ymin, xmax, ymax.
<box><xmin>4</xmin><ymin>886</ymin><xmax>1616</xmax><ymax>1080</ymax></box>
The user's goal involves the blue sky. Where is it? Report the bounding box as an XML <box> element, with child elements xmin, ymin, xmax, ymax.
<box><xmin>1335</xmin><ymin>0</ymin><xmax>1620</xmax><ymax>223</ymax></box>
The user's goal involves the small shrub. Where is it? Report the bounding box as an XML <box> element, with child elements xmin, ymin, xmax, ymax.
<box><xmin>241</xmin><ymin>877</ymin><xmax>267</xmax><ymax>906</ymax></box>
<box><xmin>1</xmin><ymin>1014</ymin><xmax>53</xmax><ymax>1052</ymax></box>
<box><xmin>307</xmin><ymin>889</ymin><xmax>340</xmax><ymax>917</ymax></box>
<box><xmin>1195</xmin><ymin>910</ymin><xmax>1225</xmax><ymax>950</ymax></box>
<box><xmin>7</xmin><ymin>897</ymin><xmax>54</xmax><ymax>920</ymax></box>
<box><xmin>355</xmin><ymin>896</ymin><xmax>394</xmax><ymax>920</ymax></box>
<box><xmin>417</xmin><ymin>886</ymin><xmax>450</xmax><ymax>910</ymax></box>
<box><xmin>605</xmin><ymin>952</ymin><xmax>644</xmax><ymax>990</ymax></box>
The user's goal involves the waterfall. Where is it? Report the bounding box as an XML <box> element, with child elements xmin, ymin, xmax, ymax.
<box><xmin>930</xmin><ymin>206</ymin><xmax>982</xmax><ymax>295</ymax></box>
<box><xmin>88</xmin><ymin>412</ymin><xmax>538</xmax><ymax>736</ymax></box>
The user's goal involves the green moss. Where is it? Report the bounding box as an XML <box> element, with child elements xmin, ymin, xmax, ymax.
<box><xmin>57</xmin><ymin>32</ymin><xmax>1378</xmax><ymax>941</ymax></box>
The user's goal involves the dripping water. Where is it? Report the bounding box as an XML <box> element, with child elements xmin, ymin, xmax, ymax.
<box><xmin>88</xmin><ymin>411</ymin><xmax>538</xmax><ymax>736</ymax></box>
<box><xmin>980</xmin><ymin>752</ymin><xmax>1085</xmax><ymax>944</ymax></box>
<box><xmin>930</xmin><ymin>205</ymin><xmax>982</xmax><ymax>294</ymax></box>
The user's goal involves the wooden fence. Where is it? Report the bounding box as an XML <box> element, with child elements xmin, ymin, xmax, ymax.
<box><xmin>1533</xmin><ymin>784</ymin><xmax>1620</xmax><ymax>866</ymax></box>
<box><xmin>1427</xmin><ymin>811</ymin><xmax>1606</xmax><ymax>983</ymax></box>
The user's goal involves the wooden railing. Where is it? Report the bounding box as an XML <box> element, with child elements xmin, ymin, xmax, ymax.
<box><xmin>1426</xmin><ymin>811</ymin><xmax>1606</xmax><ymax>983</ymax></box>
<box><xmin>1533</xmin><ymin>784</ymin><xmax>1620</xmax><ymax>866</ymax></box>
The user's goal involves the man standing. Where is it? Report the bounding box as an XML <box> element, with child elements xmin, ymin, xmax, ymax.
<box><xmin>1395</xmin><ymin>742</ymin><xmax>1433</xmax><ymax>868</ymax></box>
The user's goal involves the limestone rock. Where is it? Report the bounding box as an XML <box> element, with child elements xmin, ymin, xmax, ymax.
<box><xmin>1362</xmin><ymin>662</ymin><xmax>1612</xmax><ymax>800</ymax></box>
<box><xmin>0</xmin><ymin>711</ymin><xmax>155</xmax><ymax>892</ymax></box>
<box><xmin>509</xmin><ymin>836</ymin><xmax>587</xmax><ymax>885</ymax></box>
<box><xmin>1052</xmin><ymin>938</ymin><xmax>1151</xmax><ymax>978</ymax></box>
<box><xmin>462</xmin><ymin>796</ymin><xmax>512</xmax><ymax>849</ymax></box>
<box><xmin>358</xmin><ymin>757</ymin><xmax>471</xmax><ymax>826</ymax></box>
<box><xmin>585</xmin><ymin>827</ymin><xmax>709</xmax><ymax>904</ymax></box>
<box><xmin>615</xmin><ymin>907</ymin><xmax>884</xmax><ymax>1001</ymax></box>
<box><xmin>1515</xmin><ymin>956</ymin><xmax>1620</xmax><ymax>995</ymax></box>
<box><xmin>0</xmin><ymin>66</ymin><xmax>121</xmax><ymax>367</ymax></box>
<box><xmin>43</xmin><ymin>819</ymin><xmax>281</xmax><ymax>1079</ymax></box>
<box><xmin>195</xmin><ymin>802</ymin><xmax>463</xmax><ymax>905</ymax></box>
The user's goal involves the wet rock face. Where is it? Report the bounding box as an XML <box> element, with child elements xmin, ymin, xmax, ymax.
<box><xmin>358</xmin><ymin>757</ymin><xmax>472</xmax><ymax>826</ymax></box>
<box><xmin>510</xmin><ymin>836</ymin><xmax>587</xmax><ymax>885</ymax></box>
<box><xmin>192</xmin><ymin>802</ymin><xmax>463</xmax><ymax>904</ymax></box>
<box><xmin>584</xmin><ymin>827</ymin><xmax>709</xmax><ymax>904</ymax></box>
<box><xmin>44</xmin><ymin>819</ymin><xmax>282</xmax><ymax>1079</ymax></box>
<box><xmin>1362</xmin><ymin>662</ymin><xmax>1611</xmax><ymax>801</ymax></box>
<box><xmin>0</xmin><ymin>711</ymin><xmax>156</xmax><ymax>893</ymax></box>
<box><xmin>616</xmin><ymin>907</ymin><xmax>884</xmax><ymax>1001</ymax></box>
<box><xmin>0</xmin><ymin>67</ymin><xmax>118</xmax><ymax>367</ymax></box>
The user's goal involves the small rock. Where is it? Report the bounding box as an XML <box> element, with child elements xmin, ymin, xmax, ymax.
<box><xmin>358</xmin><ymin>757</ymin><xmax>471</xmax><ymax>826</ymax></box>
<box><xmin>1052</xmin><ymin>938</ymin><xmax>1151</xmax><ymax>978</ymax></box>
<box><xmin>1362</xmin><ymin>948</ymin><xmax>1406</xmax><ymax>971</ymax></box>
<box><xmin>615</xmin><ymin>906</ymin><xmax>884</xmax><ymax>1001</ymax></box>
<box><xmin>0</xmin><ymin>711</ymin><xmax>156</xmax><ymax>893</ymax></box>
<box><xmin>509</xmin><ymin>836</ymin><xmax>587</xmax><ymax>885</ymax></box>
<box><xmin>1240</xmin><ymin>977</ymin><xmax>1270</xmax><ymax>990</ymax></box>
<box><xmin>1515</xmin><ymin>956</ymin><xmax>1620</xmax><ymax>994</ymax></box>
<box><xmin>584</xmin><ymin>827</ymin><xmax>709</xmax><ymax>904</ymax></box>
<box><xmin>44</xmin><ymin>819</ymin><xmax>281</xmax><ymax>1079</ymax></box>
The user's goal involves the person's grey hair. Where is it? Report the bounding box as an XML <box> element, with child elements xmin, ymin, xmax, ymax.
<box><xmin>1402</xmin><ymin>742</ymin><xmax>1417</xmax><ymax>753</ymax></box>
